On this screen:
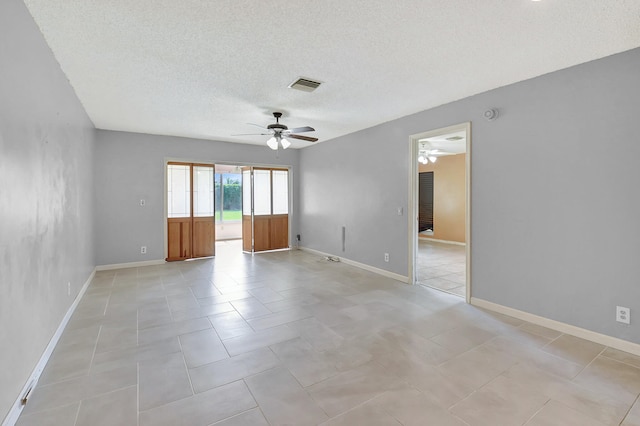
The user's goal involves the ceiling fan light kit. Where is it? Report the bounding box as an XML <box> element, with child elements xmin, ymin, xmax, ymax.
<box><xmin>418</xmin><ymin>155</ymin><xmax>437</xmax><ymax>165</ymax></box>
<box><xmin>237</xmin><ymin>112</ymin><xmax>318</xmax><ymax>150</ymax></box>
<box><xmin>266</xmin><ymin>137</ymin><xmax>278</xmax><ymax>150</ymax></box>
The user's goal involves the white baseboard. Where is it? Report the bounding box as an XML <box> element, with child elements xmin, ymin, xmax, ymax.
<box><xmin>2</xmin><ymin>269</ymin><xmax>96</xmax><ymax>426</ymax></box>
<box><xmin>299</xmin><ymin>247</ymin><xmax>409</xmax><ymax>284</ymax></box>
<box><xmin>471</xmin><ymin>297</ymin><xmax>640</xmax><ymax>357</ymax></box>
<box><xmin>418</xmin><ymin>237</ymin><xmax>466</xmax><ymax>246</ymax></box>
<box><xmin>95</xmin><ymin>259</ymin><xmax>166</xmax><ymax>271</ymax></box>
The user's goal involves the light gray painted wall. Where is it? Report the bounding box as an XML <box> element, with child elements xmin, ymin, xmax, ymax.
<box><xmin>300</xmin><ymin>48</ymin><xmax>640</xmax><ymax>343</ymax></box>
<box><xmin>0</xmin><ymin>0</ymin><xmax>96</xmax><ymax>420</ymax></box>
<box><xmin>94</xmin><ymin>130</ymin><xmax>300</xmax><ymax>265</ymax></box>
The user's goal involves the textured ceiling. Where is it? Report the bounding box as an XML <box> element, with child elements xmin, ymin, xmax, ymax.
<box><xmin>23</xmin><ymin>0</ymin><xmax>640</xmax><ymax>148</ymax></box>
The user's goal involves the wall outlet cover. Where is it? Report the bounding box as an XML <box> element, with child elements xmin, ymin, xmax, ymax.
<box><xmin>616</xmin><ymin>306</ymin><xmax>630</xmax><ymax>324</ymax></box>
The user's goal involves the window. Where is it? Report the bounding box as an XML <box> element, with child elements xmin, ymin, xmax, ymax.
<box><xmin>167</xmin><ymin>164</ymin><xmax>191</xmax><ymax>218</ymax></box>
<box><xmin>272</xmin><ymin>170</ymin><xmax>289</xmax><ymax>214</ymax></box>
<box><xmin>253</xmin><ymin>169</ymin><xmax>272</xmax><ymax>216</ymax></box>
<box><xmin>193</xmin><ymin>166</ymin><xmax>214</xmax><ymax>217</ymax></box>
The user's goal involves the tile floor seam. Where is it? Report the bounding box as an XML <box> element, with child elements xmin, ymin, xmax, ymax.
<box><xmin>570</xmin><ymin>346</ymin><xmax>610</xmax><ymax>381</ymax></box>
<box><xmin>239</xmin><ymin>378</ymin><xmax>268</xmax><ymax>422</ymax></box>
<box><xmin>600</xmin><ymin>353</ymin><xmax>640</xmax><ymax>372</ymax></box>
<box><xmin>539</xmin><ymin>331</ymin><xmax>564</xmax><ymax>350</ymax></box>
<box><xmin>319</xmin><ymin>388</ymin><xmax>394</xmax><ymax>424</ymax></box>
<box><xmin>209</xmin><ymin>317</ymin><xmax>232</xmax><ymax>360</ymax></box>
<box><xmin>204</xmin><ymin>407</ymin><xmax>258</xmax><ymax>426</ymax></box>
<box><xmin>619</xmin><ymin>392</ymin><xmax>640</xmax><ymax>426</ymax></box>
<box><xmin>177</xmin><ymin>338</ymin><xmax>197</xmax><ymax>397</ymax></box>
<box><xmin>449</xmin><ymin>410</ymin><xmax>472</xmax><ymax>426</ymax></box>
<box><xmin>522</xmin><ymin>398</ymin><xmax>552</xmax><ymax>426</ymax></box>
<box><xmin>72</xmin><ymin>399</ymin><xmax>82</xmax><ymax>426</ymax></box>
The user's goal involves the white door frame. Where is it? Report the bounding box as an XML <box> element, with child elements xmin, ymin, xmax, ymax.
<box><xmin>408</xmin><ymin>122</ymin><xmax>472</xmax><ymax>302</ymax></box>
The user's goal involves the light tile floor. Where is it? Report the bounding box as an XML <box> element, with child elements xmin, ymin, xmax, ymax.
<box><xmin>17</xmin><ymin>240</ymin><xmax>640</xmax><ymax>425</ymax></box>
<box><xmin>417</xmin><ymin>238</ymin><xmax>467</xmax><ymax>297</ymax></box>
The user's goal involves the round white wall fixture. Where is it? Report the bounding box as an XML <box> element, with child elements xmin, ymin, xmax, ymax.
<box><xmin>483</xmin><ymin>108</ymin><xmax>499</xmax><ymax>121</ymax></box>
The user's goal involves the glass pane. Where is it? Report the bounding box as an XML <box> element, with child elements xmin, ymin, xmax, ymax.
<box><xmin>214</xmin><ymin>173</ymin><xmax>222</xmax><ymax>222</ymax></box>
<box><xmin>193</xmin><ymin>166</ymin><xmax>214</xmax><ymax>217</ymax></box>
<box><xmin>272</xmin><ymin>170</ymin><xmax>289</xmax><ymax>214</ymax></box>
<box><xmin>168</xmin><ymin>164</ymin><xmax>190</xmax><ymax>218</ymax></box>
<box><xmin>221</xmin><ymin>173</ymin><xmax>242</xmax><ymax>221</ymax></box>
<box><xmin>242</xmin><ymin>170</ymin><xmax>251</xmax><ymax>215</ymax></box>
<box><xmin>253</xmin><ymin>169</ymin><xmax>271</xmax><ymax>215</ymax></box>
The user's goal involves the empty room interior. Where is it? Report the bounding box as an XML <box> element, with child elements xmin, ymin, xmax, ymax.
<box><xmin>2</xmin><ymin>1</ymin><xmax>640</xmax><ymax>425</ymax></box>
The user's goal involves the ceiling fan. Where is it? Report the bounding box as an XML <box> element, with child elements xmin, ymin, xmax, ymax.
<box><xmin>418</xmin><ymin>143</ymin><xmax>455</xmax><ymax>164</ymax></box>
<box><xmin>235</xmin><ymin>112</ymin><xmax>318</xmax><ymax>150</ymax></box>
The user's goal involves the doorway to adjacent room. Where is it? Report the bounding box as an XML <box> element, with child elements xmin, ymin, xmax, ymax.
<box><xmin>409</xmin><ymin>122</ymin><xmax>471</xmax><ymax>301</ymax></box>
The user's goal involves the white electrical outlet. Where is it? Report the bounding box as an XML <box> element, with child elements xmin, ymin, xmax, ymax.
<box><xmin>67</xmin><ymin>282</ymin><xmax>71</xmax><ymax>296</ymax></box>
<box><xmin>141</xmin><ymin>246</ymin><xmax>147</xmax><ymax>254</ymax></box>
<box><xmin>140</xmin><ymin>199</ymin><xmax>146</xmax><ymax>206</ymax></box>
<box><xmin>616</xmin><ymin>306</ymin><xmax>630</xmax><ymax>324</ymax></box>
<box><xmin>384</xmin><ymin>253</ymin><xmax>389</xmax><ymax>262</ymax></box>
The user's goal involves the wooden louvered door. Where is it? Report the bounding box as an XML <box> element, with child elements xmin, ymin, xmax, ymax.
<box><xmin>419</xmin><ymin>171</ymin><xmax>434</xmax><ymax>232</ymax></box>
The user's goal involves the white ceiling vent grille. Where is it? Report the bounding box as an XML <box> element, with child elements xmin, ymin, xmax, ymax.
<box><xmin>288</xmin><ymin>77</ymin><xmax>322</xmax><ymax>92</ymax></box>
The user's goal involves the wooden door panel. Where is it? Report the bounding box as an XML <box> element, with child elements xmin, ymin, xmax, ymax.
<box><xmin>253</xmin><ymin>216</ymin><xmax>271</xmax><ymax>252</ymax></box>
<box><xmin>269</xmin><ymin>215</ymin><xmax>289</xmax><ymax>250</ymax></box>
<box><xmin>167</xmin><ymin>218</ymin><xmax>191</xmax><ymax>261</ymax></box>
<box><xmin>193</xmin><ymin>217</ymin><xmax>214</xmax><ymax>257</ymax></box>
<box><xmin>242</xmin><ymin>215</ymin><xmax>252</xmax><ymax>252</ymax></box>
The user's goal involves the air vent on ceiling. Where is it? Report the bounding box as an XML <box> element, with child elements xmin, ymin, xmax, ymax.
<box><xmin>288</xmin><ymin>77</ymin><xmax>322</xmax><ymax>92</ymax></box>
<box><xmin>446</xmin><ymin>136</ymin><xmax>464</xmax><ymax>141</ymax></box>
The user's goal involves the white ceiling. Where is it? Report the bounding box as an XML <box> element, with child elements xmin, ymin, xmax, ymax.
<box><xmin>420</xmin><ymin>131</ymin><xmax>466</xmax><ymax>155</ymax></box>
<box><xmin>23</xmin><ymin>0</ymin><xmax>640</xmax><ymax>149</ymax></box>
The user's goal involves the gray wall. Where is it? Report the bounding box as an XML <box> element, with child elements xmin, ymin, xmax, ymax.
<box><xmin>300</xmin><ymin>48</ymin><xmax>640</xmax><ymax>343</ymax></box>
<box><xmin>0</xmin><ymin>0</ymin><xmax>96</xmax><ymax>421</ymax></box>
<box><xmin>94</xmin><ymin>130</ymin><xmax>300</xmax><ymax>265</ymax></box>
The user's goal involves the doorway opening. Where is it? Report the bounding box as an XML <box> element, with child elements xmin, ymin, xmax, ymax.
<box><xmin>165</xmin><ymin>162</ymin><xmax>292</xmax><ymax>262</ymax></box>
<box><xmin>409</xmin><ymin>122</ymin><xmax>471</xmax><ymax>301</ymax></box>
<box><xmin>214</xmin><ymin>164</ymin><xmax>243</xmax><ymax>242</ymax></box>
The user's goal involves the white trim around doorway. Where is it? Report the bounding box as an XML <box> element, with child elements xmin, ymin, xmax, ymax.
<box><xmin>408</xmin><ymin>122</ymin><xmax>472</xmax><ymax>302</ymax></box>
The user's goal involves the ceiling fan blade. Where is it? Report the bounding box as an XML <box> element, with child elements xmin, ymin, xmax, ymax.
<box><xmin>288</xmin><ymin>134</ymin><xmax>318</xmax><ymax>142</ymax></box>
<box><xmin>247</xmin><ymin>123</ymin><xmax>269</xmax><ymax>130</ymax></box>
<box><xmin>286</xmin><ymin>126</ymin><xmax>315</xmax><ymax>134</ymax></box>
<box><xmin>231</xmin><ymin>133</ymin><xmax>272</xmax><ymax>136</ymax></box>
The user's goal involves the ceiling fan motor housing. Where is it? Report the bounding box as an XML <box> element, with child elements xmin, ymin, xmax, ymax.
<box><xmin>267</xmin><ymin>123</ymin><xmax>287</xmax><ymax>131</ymax></box>
<box><xmin>268</xmin><ymin>112</ymin><xmax>287</xmax><ymax>132</ymax></box>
